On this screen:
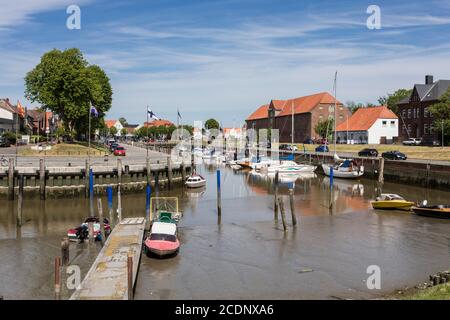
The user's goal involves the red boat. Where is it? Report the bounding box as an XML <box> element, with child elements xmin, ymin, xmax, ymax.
<box><xmin>67</xmin><ymin>217</ymin><xmax>111</xmax><ymax>241</ymax></box>
<box><xmin>144</xmin><ymin>222</ymin><xmax>179</xmax><ymax>257</ymax></box>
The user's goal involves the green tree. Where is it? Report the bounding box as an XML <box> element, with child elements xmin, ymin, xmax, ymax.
<box><xmin>378</xmin><ymin>89</ymin><xmax>412</xmax><ymax>115</ymax></box>
<box><xmin>24</xmin><ymin>48</ymin><xmax>112</xmax><ymax>138</ymax></box>
<box><xmin>315</xmin><ymin>118</ymin><xmax>334</xmax><ymax>139</ymax></box>
<box><xmin>346</xmin><ymin>101</ymin><xmax>365</xmax><ymax>114</ymax></box>
<box><xmin>120</xmin><ymin>128</ymin><xmax>128</xmax><ymax>136</ymax></box>
<box><xmin>205</xmin><ymin>118</ymin><xmax>220</xmax><ymax>130</ymax></box>
<box><xmin>118</xmin><ymin>117</ymin><xmax>128</xmax><ymax>127</ymax></box>
<box><xmin>429</xmin><ymin>88</ymin><xmax>450</xmax><ymax>146</ymax></box>
<box><xmin>110</xmin><ymin>126</ymin><xmax>118</xmax><ymax>136</ymax></box>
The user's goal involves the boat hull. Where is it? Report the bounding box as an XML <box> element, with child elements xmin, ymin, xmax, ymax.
<box><xmin>267</xmin><ymin>165</ymin><xmax>316</xmax><ymax>174</ymax></box>
<box><xmin>322</xmin><ymin>164</ymin><xmax>364</xmax><ymax>179</ymax></box>
<box><xmin>144</xmin><ymin>239</ymin><xmax>180</xmax><ymax>257</ymax></box>
<box><xmin>185</xmin><ymin>180</ymin><xmax>206</xmax><ymax>188</ymax></box>
<box><xmin>412</xmin><ymin>207</ymin><xmax>450</xmax><ymax>219</ymax></box>
<box><xmin>371</xmin><ymin>200</ymin><xmax>414</xmax><ymax>211</ymax></box>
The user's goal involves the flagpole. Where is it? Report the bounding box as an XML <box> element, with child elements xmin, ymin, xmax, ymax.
<box><xmin>177</xmin><ymin>108</ymin><xmax>180</xmax><ymax>141</ymax></box>
<box><xmin>15</xmin><ymin>101</ymin><xmax>19</xmax><ymax>165</ymax></box>
<box><xmin>88</xmin><ymin>103</ymin><xmax>91</xmax><ymax>165</ymax></box>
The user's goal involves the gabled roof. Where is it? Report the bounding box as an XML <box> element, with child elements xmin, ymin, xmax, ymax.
<box><xmin>105</xmin><ymin>120</ymin><xmax>118</xmax><ymax>128</ymax></box>
<box><xmin>246</xmin><ymin>104</ymin><xmax>269</xmax><ymax>121</ymax></box>
<box><xmin>336</xmin><ymin>106</ymin><xmax>397</xmax><ymax>132</ymax></box>
<box><xmin>0</xmin><ymin>98</ymin><xmax>16</xmax><ymax>113</ymax></box>
<box><xmin>398</xmin><ymin>79</ymin><xmax>450</xmax><ymax>105</ymax></box>
<box><xmin>144</xmin><ymin>119</ymin><xmax>174</xmax><ymax>127</ymax></box>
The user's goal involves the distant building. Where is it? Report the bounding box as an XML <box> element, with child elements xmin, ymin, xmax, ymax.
<box><xmin>27</xmin><ymin>109</ymin><xmax>57</xmax><ymax>135</ymax></box>
<box><xmin>0</xmin><ymin>98</ymin><xmax>15</xmax><ymax>133</ymax></box>
<box><xmin>223</xmin><ymin>127</ymin><xmax>244</xmax><ymax>139</ymax></box>
<box><xmin>142</xmin><ymin>119</ymin><xmax>174</xmax><ymax>128</ymax></box>
<box><xmin>105</xmin><ymin>119</ymin><xmax>124</xmax><ymax>135</ymax></box>
<box><xmin>335</xmin><ymin>106</ymin><xmax>398</xmax><ymax>144</ymax></box>
<box><xmin>397</xmin><ymin>75</ymin><xmax>450</xmax><ymax>144</ymax></box>
<box><xmin>245</xmin><ymin>92</ymin><xmax>351</xmax><ymax>143</ymax></box>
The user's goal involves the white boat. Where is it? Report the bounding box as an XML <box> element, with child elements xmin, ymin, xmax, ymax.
<box><xmin>185</xmin><ymin>174</ymin><xmax>206</xmax><ymax>188</ymax></box>
<box><xmin>265</xmin><ymin>161</ymin><xmax>316</xmax><ymax>173</ymax></box>
<box><xmin>322</xmin><ymin>160</ymin><xmax>364</xmax><ymax>179</ymax></box>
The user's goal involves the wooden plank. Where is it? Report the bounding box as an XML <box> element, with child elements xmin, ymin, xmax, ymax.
<box><xmin>70</xmin><ymin>218</ymin><xmax>145</xmax><ymax>300</ymax></box>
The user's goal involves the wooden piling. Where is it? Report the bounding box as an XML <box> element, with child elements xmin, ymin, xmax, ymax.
<box><xmin>17</xmin><ymin>175</ymin><xmax>24</xmax><ymax>227</ymax></box>
<box><xmin>85</xmin><ymin>159</ymin><xmax>89</xmax><ymax>198</ymax></box>
<box><xmin>61</xmin><ymin>237</ymin><xmax>70</xmax><ymax>266</ymax></box>
<box><xmin>127</xmin><ymin>253</ymin><xmax>133</xmax><ymax>300</ymax></box>
<box><xmin>117</xmin><ymin>159</ymin><xmax>123</xmax><ymax>186</ymax></box>
<box><xmin>146</xmin><ymin>157</ymin><xmax>151</xmax><ymax>185</ymax></box>
<box><xmin>39</xmin><ymin>159</ymin><xmax>46</xmax><ymax>200</ymax></box>
<box><xmin>274</xmin><ymin>171</ymin><xmax>279</xmax><ymax>220</ymax></box>
<box><xmin>278</xmin><ymin>198</ymin><xmax>287</xmax><ymax>232</ymax></box>
<box><xmin>217</xmin><ymin>169</ymin><xmax>222</xmax><ymax>217</ymax></box>
<box><xmin>289</xmin><ymin>188</ymin><xmax>297</xmax><ymax>226</ymax></box>
<box><xmin>117</xmin><ymin>185</ymin><xmax>122</xmax><ymax>222</ymax></box>
<box><xmin>54</xmin><ymin>257</ymin><xmax>61</xmax><ymax>300</ymax></box>
<box><xmin>167</xmin><ymin>156</ymin><xmax>173</xmax><ymax>189</ymax></box>
<box><xmin>8</xmin><ymin>159</ymin><xmax>14</xmax><ymax>200</ymax></box>
<box><xmin>378</xmin><ymin>157</ymin><xmax>385</xmax><ymax>184</ymax></box>
<box><xmin>181</xmin><ymin>161</ymin><xmax>186</xmax><ymax>180</ymax></box>
<box><xmin>97</xmin><ymin>198</ymin><xmax>105</xmax><ymax>244</ymax></box>
<box><xmin>88</xmin><ymin>222</ymin><xmax>94</xmax><ymax>243</ymax></box>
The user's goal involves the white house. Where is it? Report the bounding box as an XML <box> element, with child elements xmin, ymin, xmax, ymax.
<box><xmin>223</xmin><ymin>127</ymin><xmax>244</xmax><ymax>140</ymax></box>
<box><xmin>335</xmin><ymin>106</ymin><xmax>398</xmax><ymax>144</ymax></box>
<box><xmin>0</xmin><ymin>98</ymin><xmax>15</xmax><ymax>134</ymax></box>
<box><xmin>105</xmin><ymin>119</ymin><xmax>124</xmax><ymax>136</ymax></box>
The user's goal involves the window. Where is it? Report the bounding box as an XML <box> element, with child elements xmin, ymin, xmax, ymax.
<box><xmin>382</xmin><ymin>121</ymin><xmax>387</xmax><ymax>127</ymax></box>
<box><xmin>417</xmin><ymin>108</ymin><xmax>420</xmax><ymax>118</ymax></box>
<box><xmin>429</xmin><ymin>124</ymin><xmax>434</xmax><ymax>134</ymax></box>
<box><xmin>424</xmin><ymin>124</ymin><xmax>428</xmax><ymax>134</ymax></box>
<box><xmin>413</xmin><ymin>109</ymin><xmax>416</xmax><ymax>119</ymax></box>
<box><xmin>408</xmin><ymin>109</ymin><xmax>411</xmax><ymax>119</ymax></box>
<box><xmin>402</xmin><ymin>110</ymin><xmax>406</xmax><ymax>118</ymax></box>
<box><xmin>407</xmin><ymin>124</ymin><xmax>411</xmax><ymax>135</ymax></box>
<box><xmin>424</xmin><ymin>108</ymin><xmax>428</xmax><ymax>118</ymax></box>
<box><xmin>390</xmin><ymin>121</ymin><xmax>395</xmax><ymax>127</ymax></box>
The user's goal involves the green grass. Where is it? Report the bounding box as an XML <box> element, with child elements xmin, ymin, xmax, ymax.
<box><xmin>401</xmin><ymin>283</ymin><xmax>450</xmax><ymax>300</ymax></box>
<box><xmin>19</xmin><ymin>143</ymin><xmax>108</xmax><ymax>157</ymax></box>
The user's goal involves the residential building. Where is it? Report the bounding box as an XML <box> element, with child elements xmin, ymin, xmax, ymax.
<box><xmin>397</xmin><ymin>75</ymin><xmax>450</xmax><ymax>144</ymax></box>
<box><xmin>0</xmin><ymin>98</ymin><xmax>15</xmax><ymax>133</ymax></box>
<box><xmin>142</xmin><ymin>119</ymin><xmax>174</xmax><ymax>128</ymax></box>
<box><xmin>223</xmin><ymin>127</ymin><xmax>244</xmax><ymax>140</ymax></box>
<box><xmin>335</xmin><ymin>106</ymin><xmax>398</xmax><ymax>144</ymax></box>
<box><xmin>105</xmin><ymin>119</ymin><xmax>124</xmax><ymax>135</ymax></box>
<box><xmin>245</xmin><ymin>92</ymin><xmax>351</xmax><ymax>143</ymax></box>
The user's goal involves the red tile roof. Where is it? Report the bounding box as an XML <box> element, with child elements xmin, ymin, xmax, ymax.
<box><xmin>246</xmin><ymin>92</ymin><xmax>342</xmax><ymax>121</ymax></box>
<box><xmin>144</xmin><ymin>119</ymin><xmax>174</xmax><ymax>127</ymax></box>
<box><xmin>336</xmin><ymin>106</ymin><xmax>397</xmax><ymax>132</ymax></box>
<box><xmin>105</xmin><ymin>120</ymin><xmax>117</xmax><ymax>128</ymax></box>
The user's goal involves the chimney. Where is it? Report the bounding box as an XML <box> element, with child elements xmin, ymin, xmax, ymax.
<box><xmin>425</xmin><ymin>75</ymin><xmax>434</xmax><ymax>85</ymax></box>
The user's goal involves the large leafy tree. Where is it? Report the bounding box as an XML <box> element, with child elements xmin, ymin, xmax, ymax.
<box><xmin>118</xmin><ymin>117</ymin><xmax>128</xmax><ymax>126</ymax></box>
<box><xmin>378</xmin><ymin>89</ymin><xmax>412</xmax><ymax>115</ymax></box>
<box><xmin>24</xmin><ymin>48</ymin><xmax>112</xmax><ymax>137</ymax></box>
<box><xmin>429</xmin><ymin>88</ymin><xmax>450</xmax><ymax>145</ymax></box>
<box><xmin>205</xmin><ymin>118</ymin><xmax>220</xmax><ymax>130</ymax></box>
<box><xmin>346</xmin><ymin>101</ymin><xmax>365</xmax><ymax>114</ymax></box>
<box><xmin>315</xmin><ymin>118</ymin><xmax>334</xmax><ymax>139</ymax></box>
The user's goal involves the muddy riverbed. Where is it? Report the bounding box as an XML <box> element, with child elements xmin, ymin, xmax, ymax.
<box><xmin>1</xmin><ymin>164</ymin><xmax>449</xmax><ymax>299</ymax></box>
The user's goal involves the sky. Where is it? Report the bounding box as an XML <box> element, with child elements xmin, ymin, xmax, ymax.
<box><xmin>1</xmin><ymin>0</ymin><xmax>450</xmax><ymax>127</ymax></box>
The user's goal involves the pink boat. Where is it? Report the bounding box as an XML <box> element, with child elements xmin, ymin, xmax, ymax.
<box><xmin>144</xmin><ymin>222</ymin><xmax>180</xmax><ymax>257</ymax></box>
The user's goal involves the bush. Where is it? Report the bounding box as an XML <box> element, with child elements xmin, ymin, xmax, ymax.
<box><xmin>2</xmin><ymin>131</ymin><xmax>21</xmax><ymax>144</ymax></box>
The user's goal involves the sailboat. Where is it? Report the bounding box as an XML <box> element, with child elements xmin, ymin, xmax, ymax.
<box><xmin>322</xmin><ymin>72</ymin><xmax>364</xmax><ymax>179</ymax></box>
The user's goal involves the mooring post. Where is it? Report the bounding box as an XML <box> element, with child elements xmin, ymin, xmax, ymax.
<box><xmin>39</xmin><ymin>158</ymin><xmax>46</xmax><ymax>200</ymax></box>
<box><xmin>146</xmin><ymin>183</ymin><xmax>152</xmax><ymax>229</ymax></box>
<box><xmin>88</xmin><ymin>222</ymin><xmax>94</xmax><ymax>244</ymax></box>
<box><xmin>127</xmin><ymin>253</ymin><xmax>133</xmax><ymax>300</ymax></box>
<box><xmin>217</xmin><ymin>169</ymin><xmax>222</xmax><ymax>217</ymax></box>
<box><xmin>167</xmin><ymin>156</ymin><xmax>173</xmax><ymax>190</ymax></box>
<box><xmin>8</xmin><ymin>159</ymin><xmax>14</xmax><ymax>200</ymax></box>
<box><xmin>274</xmin><ymin>171</ymin><xmax>279</xmax><ymax>220</ymax></box>
<box><xmin>117</xmin><ymin>185</ymin><xmax>122</xmax><ymax>222</ymax></box>
<box><xmin>117</xmin><ymin>158</ymin><xmax>123</xmax><ymax>186</ymax></box>
<box><xmin>181</xmin><ymin>161</ymin><xmax>186</xmax><ymax>180</ymax></box>
<box><xmin>154</xmin><ymin>170</ymin><xmax>159</xmax><ymax>193</ymax></box>
<box><xmin>107</xmin><ymin>186</ymin><xmax>114</xmax><ymax>226</ymax></box>
<box><xmin>329</xmin><ymin>166</ymin><xmax>334</xmax><ymax>212</ymax></box>
<box><xmin>84</xmin><ymin>159</ymin><xmax>89</xmax><ymax>198</ymax></box>
<box><xmin>97</xmin><ymin>198</ymin><xmax>105</xmax><ymax>244</ymax></box>
<box><xmin>61</xmin><ymin>237</ymin><xmax>70</xmax><ymax>266</ymax></box>
<box><xmin>288</xmin><ymin>185</ymin><xmax>297</xmax><ymax>226</ymax></box>
<box><xmin>54</xmin><ymin>257</ymin><xmax>61</xmax><ymax>300</ymax></box>
<box><xmin>378</xmin><ymin>157</ymin><xmax>384</xmax><ymax>184</ymax></box>
<box><xmin>278</xmin><ymin>198</ymin><xmax>287</xmax><ymax>232</ymax></box>
<box><xmin>89</xmin><ymin>169</ymin><xmax>94</xmax><ymax>217</ymax></box>
<box><xmin>17</xmin><ymin>175</ymin><xmax>24</xmax><ymax>227</ymax></box>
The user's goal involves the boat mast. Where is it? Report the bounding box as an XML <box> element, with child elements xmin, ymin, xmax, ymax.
<box><xmin>291</xmin><ymin>100</ymin><xmax>294</xmax><ymax>153</ymax></box>
<box><xmin>333</xmin><ymin>71</ymin><xmax>337</xmax><ymax>155</ymax></box>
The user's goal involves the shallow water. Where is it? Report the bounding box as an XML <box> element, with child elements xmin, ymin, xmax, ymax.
<box><xmin>1</xmin><ymin>163</ymin><xmax>449</xmax><ymax>299</ymax></box>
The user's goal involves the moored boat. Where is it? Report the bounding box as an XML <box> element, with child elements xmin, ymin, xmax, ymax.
<box><xmin>371</xmin><ymin>194</ymin><xmax>414</xmax><ymax>211</ymax></box>
<box><xmin>144</xmin><ymin>221</ymin><xmax>180</xmax><ymax>257</ymax></box>
<box><xmin>67</xmin><ymin>217</ymin><xmax>111</xmax><ymax>242</ymax></box>
<box><xmin>185</xmin><ymin>174</ymin><xmax>206</xmax><ymax>188</ymax></box>
<box><xmin>412</xmin><ymin>205</ymin><xmax>450</xmax><ymax>219</ymax></box>
<box><xmin>322</xmin><ymin>159</ymin><xmax>364</xmax><ymax>179</ymax></box>
<box><xmin>265</xmin><ymin>160</ymin><xmax>316</xmax><ymax>173</ymax></box>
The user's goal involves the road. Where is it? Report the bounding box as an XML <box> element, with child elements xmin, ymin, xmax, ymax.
<box><xmin>0</xmin><ymin>143</ymin><xmax>170</xmax><ymax>167</ymax></box>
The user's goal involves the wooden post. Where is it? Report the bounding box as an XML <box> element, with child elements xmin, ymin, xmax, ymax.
<box><xmin>146</xmin><ymin>157</ymin><xmax>151</xmax><ymax>185</ymax></box>
<box><xmin>54</xmin><ymin>257</ymin><xmax>61</xmax><ymax>300</ymax></box>
<box><xmin>127</xmin><ymin>253</ymin><xmax>133</xmax><ymax>300</ymax></box>
<box><xmin>61</xmin><ymin>237</ymin><xmax>70</xmax><ymax>266</ymax></box>
<box><xmin>85</xmin><ymin>159</ymin><xmax>89</xmax><ymax>198</ymax></box>
<box><xmin>107</xmin><ymin>186</ymin><xmax>114</xmax><ymax>226</ymax></box>
<box><xmin>117</xmin><ymin>158</ymin><xmax>122</xmax><ymax>186</ymax></box>
<box><xmin>97</xmin><ymin>198</ymin><xmax>105</xmax><ymax>244</ymax></box>
<box><xmin>17</xmin><ymin>175</ymin><xmax>24</xmax><ymax>227</ymax></box>
<box><xmin>167</xmin><ymin>156</ymin><xmax>173</xmax><ymax>189</ymax></box>
<box><xmin>278</xmin><ymin>198</ymin><xmax>287</xmax><ymax>232</ymax></box>
<box><xmin>274</xmin><ymin>171</ymin><xmax>279</xmax><ymax>220</ymax></box>
<box><xmin>217</xmin><ymin>169</ymin><xmax>222</xmax><ymax>217</ymax></box>
<box><xmin>154</xmin><ymin>170</ymin><xmax>159</xmax><ymax>193</ymax></box>
<box><xmin>8</xmin><ymin>159</ymin><xmax>14</xmax><ymax>200</ymax></box>
<box><xmin>289</xmin><ymin>188</ymin><xmax>297</xmax><ymax>226</ymax></box>
<box><xmin>89</xmin><ymin>169</ymin><xmax>94</xmax><ymax>217</ymax></box>
<box><xmin>181</xmin><ymin>161</ymin><xmax>186</xmax><ymax>180</ymax></box>
<box><xmin>39</xmin><ymin>159</ymin><xmax>46</xmax><ymax>200</ymax></box>
<box><xmin>117</xmin><ymin>185</ymin><xmax>122</xmax><ymax>222</ymax></box>
<box><xmin>378</xmin><ymin>157</ymin><xmax>385</xmax><ymax>184</ymax></box>
<box><xmin>88</xmin><ymin>222</ymin><xmax>94</xmax><ymax>243</ymax></box>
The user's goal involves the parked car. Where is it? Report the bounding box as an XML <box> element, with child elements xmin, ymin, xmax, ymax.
<box><xmin>315</xmin><ymin>145</ymin><xmax>329</xmax><ymax>152</ymax></box>
<box><xmin>402</xmin><ymin>138</ymin><xmax>421</xmax><ymax>146</ymax></box>
<box><xmin>109</xmin><ymin>143</ymin><xmax>119</xmax><ymax>151</ymax></box>
<box><xmin>358</xmin><ymin>148</ymin><xmax>379</xmax><ymax>157</ymax></box>
<box><xmin>0</xmin><ymin>138</ymin><xmax>11</xmax><ymax>148</ymax></box>
<box><xmin>113</xmin><ymin>146</ymin><xmax>126</xmax><ymax>156</ymax></box>
<box><xmin>279</xmin><ymin>144</ymin><xmax>298</xmax><ymax>151</ymax></box>
<box><xmin>315</xmin><ymin>138</ymin><xmax>329</xmax><ymax>145</ymax></box>
<box><xmin>382</xmin><ymin>151</ymin><xmax>407</xmax><ymax>160</ymax></box>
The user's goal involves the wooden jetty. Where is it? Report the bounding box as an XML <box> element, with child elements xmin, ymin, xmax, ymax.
<box><xmin>70</xmin><ymin>217</ymin><xmax>146</xmax><ymax>300</ymax></box>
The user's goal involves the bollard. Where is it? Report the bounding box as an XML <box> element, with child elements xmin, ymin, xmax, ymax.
<box><xmin>217</xmin><ymin>169</ymin><xmax>222</xmax><ymax>217</ymax></box>
<box><xmin>127</xmin><ymin>253</ymin><xmax>133</xmax><ymax>300</ymax></box>
<box><xmin>54</xmin><ymin>257</ymin><xmax>61</xmax><ymax>300</ymax></box>
<box><xmin>8</xmin><ymin>159</ymin><xmax>14</xmax><ymax>200</ymax></box>
<box><xmin>378</xmin><ymin>157</ymin><xmax>384</xmax><ymax>184</ymax></box>
<box><xmin>97</xmin><ymin>198</ymin><xmax>105</xmax><ymax>244</ymax></box>
<box><xmin>61</xmin><ymin>237</ymin><xmax>70</xmax><ymax>266</ymax></box>
<box><xmin>289</xmin><ymin>187</ymin><xmax>297</xmax><ymax>226</ymax></box>
<box><xmin>39</xmin><ymin>159</ymin><xmax>46</xmax><ymax>200</ymax></box>
<box><xmin>107</xmin><ymin>186</ymin><xmax>114</xmax><ymax>226</ymax></box>
<box><xmin>17</xmin><ymin>175</ymin><xmax>24</xmax><ymax>227</ymax></box>
<box><xmin>274</xmin><ymin>171</ymin><xmax>279</xmax><ymax>220</ymax></box>
<box><xmin>278</xmin><ymin>198</ymin><xmax>287</xmax><ymax>232</ymax></box>
<box><xmin>167</xmin><ymin>156</ymin><xmax>173</xmax><ymax>190</ymax></box>
<box><xmin>89</xmin><ymin>169</ymin><xmax>94</xmax><ymax>217</ymax></box>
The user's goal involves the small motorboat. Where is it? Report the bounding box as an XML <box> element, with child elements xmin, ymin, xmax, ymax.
<box><xmin>185</xmin><ymin>174</ymin><xmax>206</xmax><ymax>188</ymax></box>
<box><xmin>412</xmin><ymin>202</ymin><xmax>450</xmax><ymax>219</ymax></box>
<box><xmin>144</xmin><ymin>221</ymin><xmax>180</xmax><ymax>257</ymax></box>
<box><xmin>322</xmin><ymin>159</ymin><xmax>364</xmax><ymax>179</ymax></box>
<box><xmin>67</xmin><ymin>217</ymin><xmax>111</xmax><ymax>242</ymax></box>
<box><xmin>371</xmin><ymin>194</ymin><xmax>414</xmax><ymax>211</ymax></box>
<box><xmin>265</xmin><ymin>160</ymin><xmax>316</xmax><ymax>174</ymax></box>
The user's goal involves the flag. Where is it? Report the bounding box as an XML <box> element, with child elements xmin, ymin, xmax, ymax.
<box><xmin>147</xmin><ymin>107</ymin><xmax>160</xmax><ymax>120</ymax></box>
<box><xmin>90</xmin><ymin>105</ymin><xmax>99</xmax><ymax>117</ymax></box>
<box><xmin>17</xmin><ymin>101</ymin><xmax>25</xmax><ymax>118</ymax></box>
<box><xmin>177</xmin><ymin>109</ymin><xmax>182</xmax><ymax>120</ymax></box>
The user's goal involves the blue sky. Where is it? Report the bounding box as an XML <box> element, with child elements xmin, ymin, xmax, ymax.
<box><xmin>1</xmin><ymin>0</ymin><xmax>450</xmax><ymax>126</ymax></box>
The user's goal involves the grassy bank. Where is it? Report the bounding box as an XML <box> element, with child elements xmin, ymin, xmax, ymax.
<box><xmin>289</xmin><ymin>143</ymin><xmax>450</xmax><ymax>161</ymax></box>
<box><xmin>18</xmin><ymin>143</ymin><xmax>108</xmax><ymax>157</ymax></box>
<box><xmin>400</xmin><ymin>283</ymin><xmax>450</xmax><ymax>300</ymax></box>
